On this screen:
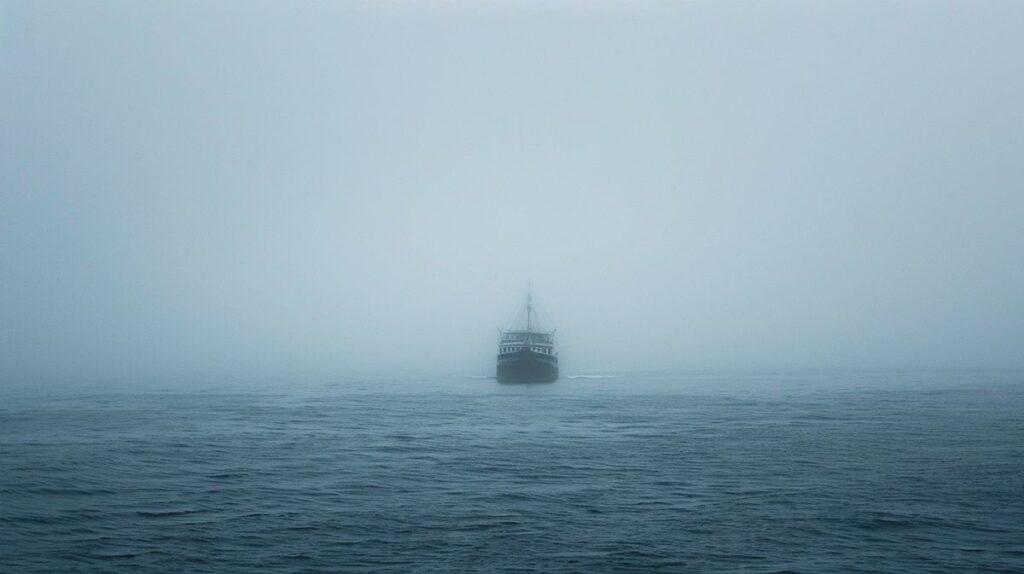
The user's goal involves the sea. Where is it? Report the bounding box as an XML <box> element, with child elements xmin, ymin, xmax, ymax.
<box><xmin>2</xmin><ymin>371</ymin><xmax>1022</xmax><ymax>573</ymax></box>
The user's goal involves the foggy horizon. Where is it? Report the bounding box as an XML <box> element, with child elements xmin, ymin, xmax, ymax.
<box><xmin>3</xmin><ymin>1</ymin><xmax>1023</xmax><ymax>386</ymax></box>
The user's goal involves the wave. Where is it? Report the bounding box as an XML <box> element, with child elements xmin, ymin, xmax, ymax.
<box><xmin>135</xmin><ymin>508</ymin><xmax>204</xmax><ymax>518</ymax></box>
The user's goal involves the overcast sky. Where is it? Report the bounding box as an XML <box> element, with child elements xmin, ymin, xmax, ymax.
<box><xmin>2</xmin><ymin>1</ymin><xmax>1022</xmax><ymax>384</ymax></box>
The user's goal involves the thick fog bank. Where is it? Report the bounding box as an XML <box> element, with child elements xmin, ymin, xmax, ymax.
<box><xmin>2</xmin><ymin>1</ymin><xmax>1022</xmax><ymax>385</ymax></box>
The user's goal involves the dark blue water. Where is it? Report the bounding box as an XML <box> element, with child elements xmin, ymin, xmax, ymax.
<box><xmin>2</xmin><ymin>371</ymin><xmax>1023</xmax><ymax>573</ymax></box>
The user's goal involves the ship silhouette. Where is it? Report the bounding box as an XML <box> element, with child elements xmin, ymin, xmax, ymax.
<box><xmin>496</xmin><ymin>287</ymin><xmax>558</xmax><ymax>383</ymax></box>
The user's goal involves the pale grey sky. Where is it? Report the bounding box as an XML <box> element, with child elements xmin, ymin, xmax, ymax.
<box><xmin>2</xmin><ymin>1</ymin><xmax>1022</xmax><ymax>384</ymax></box>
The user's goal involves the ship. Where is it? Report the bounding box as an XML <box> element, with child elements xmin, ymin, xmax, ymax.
<box><xmin>496</xmin><ymin>288</ymin><xmax>559</xmax><ymax>383</ymax></box>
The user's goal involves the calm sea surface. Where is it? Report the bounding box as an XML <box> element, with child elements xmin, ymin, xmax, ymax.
<box><xmin>2</xmin><ymin>371</ymin><xmax>1023</xmax><ymax>573</ymax></box>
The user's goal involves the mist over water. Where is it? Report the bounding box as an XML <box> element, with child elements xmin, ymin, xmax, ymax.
<box><xmin>2</xmin><ymin>1</ymin><xmax>1023</xmax><ymax>385</ymax></box>
<box><xmin>2</xmin><ymin>3</ymin><xmax>1023</xmax><ymax>572</ymax></box>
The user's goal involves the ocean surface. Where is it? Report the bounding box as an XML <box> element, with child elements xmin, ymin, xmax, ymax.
<box><xmin>2</xmin><ymin>371</ymin><xmax>1023</xmax><ymax>573</ymax></box>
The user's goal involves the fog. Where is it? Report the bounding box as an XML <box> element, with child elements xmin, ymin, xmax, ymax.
<box><xmin>2</xmin><ymin>1</ymin><xmax>1022</xmax><ymax>385</ymax></box>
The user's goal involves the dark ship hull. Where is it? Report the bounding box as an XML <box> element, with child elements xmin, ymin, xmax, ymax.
<box><xmin>496</xmin><ymin>349</ymin><xmax>558</xmax><ymax>383</ymax></box>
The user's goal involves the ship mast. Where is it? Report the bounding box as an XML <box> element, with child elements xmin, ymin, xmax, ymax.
<box><xmin>526</xmin><ymin>283</ymin><xmax>533</xmax><ymax>333</ymax></box>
